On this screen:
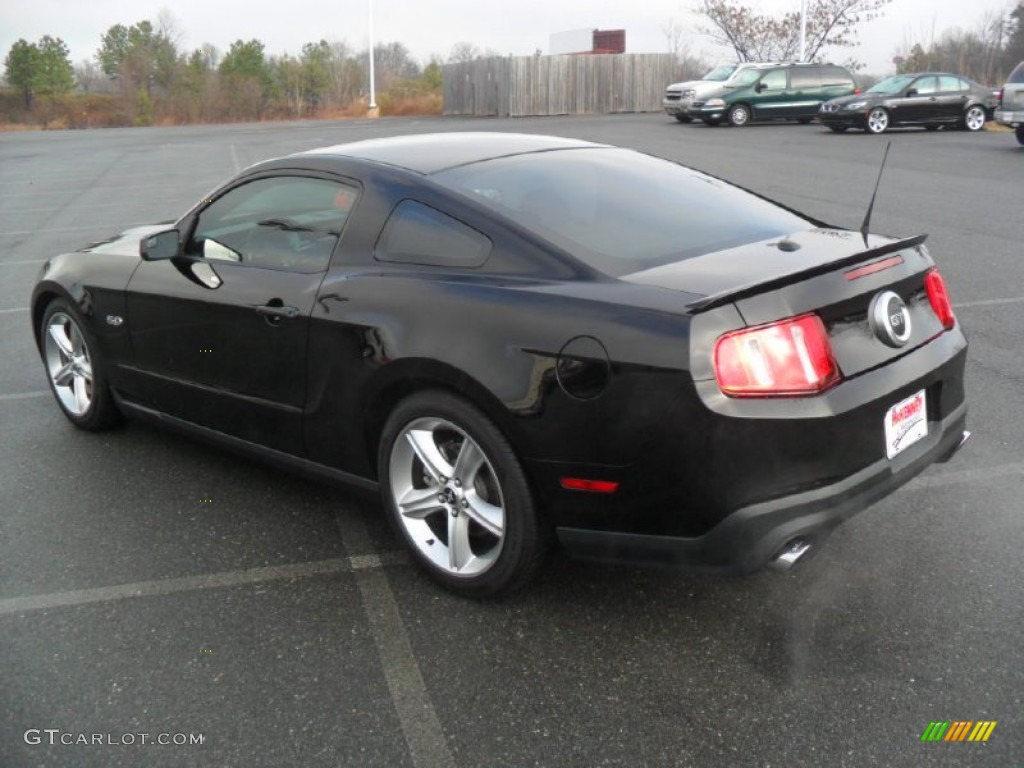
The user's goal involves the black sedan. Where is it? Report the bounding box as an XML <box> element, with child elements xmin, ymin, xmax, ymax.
<box><xmin>820</xmin><ymin>72</ymin><xmax>995</xmax><ymax>133</ymax></box>
<box><xmin>31</xmin><ymin>133</ymin><xmax>969</xmax><ymax>596</ymax></box>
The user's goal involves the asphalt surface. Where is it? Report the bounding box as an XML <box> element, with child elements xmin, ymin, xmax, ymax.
<box><xmin>1</xmin><ymin>114</ymin><xmax>1022</xmax><ymax>768</ymax></box>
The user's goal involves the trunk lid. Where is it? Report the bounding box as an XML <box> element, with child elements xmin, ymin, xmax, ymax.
<box><xmin>622</xmin><ymin>228</ymin><xmax>949</xmax><ymax>378</ymax></box>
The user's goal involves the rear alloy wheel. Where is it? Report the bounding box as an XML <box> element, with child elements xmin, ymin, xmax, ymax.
<box><xmin>866</xmin><ymin>107</ymin><xmax>889</xmax><ymax>134</ymax></box>
<box><xmin>962</xmin><ymin>105</ymin><xmax>986</xmax><ymax>131</ymax></box>
<box><xmin>1016</xmin><ymin>125</ymin><xmax>1024</xmax><ymax>146</ymax></box>
<box><xmin>727</xmin><ymin>104</ymin><xmax>750</xmax><ymax>127</ymax></box>
<box><xmin>40</xmin><ymin>299</ymin><xmax>122</xmax><ymax>430</ymax></box>
<box><xmin>379</xmin><ymin>391</ymin><xmax>547</xmax><ymax>596</ymax></box>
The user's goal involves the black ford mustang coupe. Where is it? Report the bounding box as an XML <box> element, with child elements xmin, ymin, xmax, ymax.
<box><xmin>31</xmin><ymin>133</ymin><xmax>969</xmax><ymax>596</ymax></box>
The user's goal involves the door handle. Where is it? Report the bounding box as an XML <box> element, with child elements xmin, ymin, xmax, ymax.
<box><xmin>256</xmin><ymin>303</ymin><xmax>299</xmax><ymax>319</ymax></box>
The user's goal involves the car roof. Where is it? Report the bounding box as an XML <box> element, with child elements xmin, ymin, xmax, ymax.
<box><xmin>300</xmin><ymin>132</ymin><xmax>606</xmax><ymax>175</ymax></box>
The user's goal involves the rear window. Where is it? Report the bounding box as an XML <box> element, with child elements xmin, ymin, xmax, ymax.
<box><xmin>432</xmin><ymin>148</ymin><xmax>811</xmax><ymax>277</ymax></box>
<box><xmin>790</xmin><ymin>68</ymin><xmax>820</xmax><ymax>88</ymax></box>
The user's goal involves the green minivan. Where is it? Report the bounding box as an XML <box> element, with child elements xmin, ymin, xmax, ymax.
<box><xmin>687</xmin><ymin>63</ymin><xmax>858</xmax><ymax>126</ymax></box>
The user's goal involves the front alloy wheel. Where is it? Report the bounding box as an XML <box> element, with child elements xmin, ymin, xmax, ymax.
<box><xmin>380</xmin><ymin>392</ymin><xmax>547</xmax><ymax>596</ymax></box>
<box><xmin>866</xmin><ymin>107</ymin><xmax>889</xmax><ymax>134</ymax></box>
<box><xmin>41</xmin><ymin>299</ymin><xmax>121</xmax><ymax>430</ymax></box>
<box><xmin>963</xmin><ymin>105</ymin><xmax>985</xmax><ymax>131</ymax></box>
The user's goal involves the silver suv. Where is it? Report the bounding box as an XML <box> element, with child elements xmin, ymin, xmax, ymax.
<box><xmin>994</xmin><ymin>61</ymin><xmax>1024</xmax><ymax>145</ymax></box>
<box><xmin>663</xmin><ymin>63</ymin><xmax>775</xmax><ymax>123</ymax></box>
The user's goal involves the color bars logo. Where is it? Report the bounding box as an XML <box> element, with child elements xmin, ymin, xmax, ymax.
<box><xmin>920</xmin><ymin>721</ymin><xmax>997</xmax><ymax>742</ymax></box>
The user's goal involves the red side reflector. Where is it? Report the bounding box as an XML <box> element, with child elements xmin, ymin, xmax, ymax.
<box><xmin>924</xmin><ymin>268</ymin><xmax>955</xmax><ymax>329</ymax></box>
<box><xmin>844</xmin><ymin>254</ymin><xmax>903</xmax><ymax>280</ymax></box>
<box><xmin>713</xmin><ymin>313</ymin><xmax>839</xmax><ymax>397</ymax></box>
<box><xmin>560</xmin><ymin>477</ymin><xmax>619</xmax><ymax>493</ymax></box>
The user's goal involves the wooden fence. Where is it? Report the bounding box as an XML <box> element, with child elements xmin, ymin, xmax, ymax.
<box><xmin>442</xmin><ymin>54</ymin><xmax>682</xmax><ymax>117</ymax></box>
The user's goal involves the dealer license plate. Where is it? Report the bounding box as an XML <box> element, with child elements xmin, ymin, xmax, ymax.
<box><xmin>884</xmin><ymin>389</ymin><xmax>928</xmax><ymax>460</ymax></box>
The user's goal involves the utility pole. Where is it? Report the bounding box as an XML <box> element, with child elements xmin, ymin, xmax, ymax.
<box><xmin>368</xmin><ymin>0</ymin><xmax>378</xmax><ymax>116</ymax></box>
<box><xmin>799</xmin><ymin>0</ymin><xmax>807</xmax><ymax>61</ymax></box>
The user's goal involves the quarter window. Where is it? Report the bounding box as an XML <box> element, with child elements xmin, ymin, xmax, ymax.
<box><xmin>375</xmin><ymin>200</ymin><xmax>491</xmax><ymax>268</ymax></box>
<box><xmin>938</xmin><ymin>76</ymin><xmax>963</xmax><ymax>93</ymax></box>
<box><xmin>188</xmin><ymin>176</ymin><xmax>357</xmax><ymax>272</ymax></box>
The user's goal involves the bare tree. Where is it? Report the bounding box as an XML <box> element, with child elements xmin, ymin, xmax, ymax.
<box><xmin>697</xmin><ymin>0</ymin><xmax>892</xmax><ymax>62</ymax></box>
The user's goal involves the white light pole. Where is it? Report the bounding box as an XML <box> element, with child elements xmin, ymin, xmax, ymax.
<box><xmin>799</xmin><ymin>0</ymin><xmax>807</xmax><ymax>61</ymax></box>
<box><xmin>368</xmin><ymin>0</ymin><xmax>378</xmax><ymax>114</ymax></box>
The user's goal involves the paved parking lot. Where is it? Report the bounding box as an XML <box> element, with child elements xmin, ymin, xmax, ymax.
<box><xmin>1</xmin><ymin>114</ymin><xmax>1022</xmax><ymax>767</ymax></box>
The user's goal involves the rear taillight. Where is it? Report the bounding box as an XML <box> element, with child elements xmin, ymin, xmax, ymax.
<box><xmin>924</xmin><ymin>268</ymin><xmax>955</xmax><ymax>329</ymax></box>
<box><xmin>997</xmin><ymin>88</ymin><xmax>1003</xmax><ymax>108</ymax></box>
<box><xmin>853</xmin><ymin>87</ymin><xmax>861</xmax><ymax>95</ymax></box>
<box><xmin>713</xmin><ymin>313</ymin><xmax>839</xmax><ymax>397</ymax></box>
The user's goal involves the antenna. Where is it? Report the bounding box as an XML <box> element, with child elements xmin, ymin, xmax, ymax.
<box><xmin>860</xmin><ymin>141</ymin><xmax>891</xmax><ymax>247</ymax></box>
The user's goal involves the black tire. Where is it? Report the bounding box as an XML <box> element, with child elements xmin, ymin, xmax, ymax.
<box><xmin>727</xmin><ymin>104</ymin><xmax>750</xmax><ymax>127</ymax></box>
<box><xmin>1016</xmin><ymin>125</ymin><xmax>1024</xmax><ymax>146</ymax></box>
<box><xmin>674</xmin><ymin>114</ymin><xmax>692</xmax><ymax>123</ymax></box>
<box><xmin>827</xmin><ymin>125</ymin><xmax>848</xmax><ymax>133</ymax></box>
<box><xmin>865</xmin><ymin>107</ymin><xmax>889</xmax><ymax>134</ymax></box>
<box><xmin>39</xmin><ymin>298</ymin><xmax>122</xmax><ymax>431</ymax></box>
<box><xmin>378</xmin><ymin>390</ymin><xmax>548</xmax><ymax>597</ymax></box>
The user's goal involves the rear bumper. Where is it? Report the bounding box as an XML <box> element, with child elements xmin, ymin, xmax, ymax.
<box><xmin>557</xmin><ymin>400</ymin><xmax>968</xmax><ymax>575</ymax></box>
<box><xmin>994</xmin><ymin>108</ymin><xmax>1023</xmax><ymax>127</ymax></box>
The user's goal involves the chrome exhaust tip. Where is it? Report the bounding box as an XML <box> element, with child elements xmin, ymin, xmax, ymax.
<box><xmin>768</xmin><ymin>539</ymin><xmax>813</xmax><ymax>571</ymax></box>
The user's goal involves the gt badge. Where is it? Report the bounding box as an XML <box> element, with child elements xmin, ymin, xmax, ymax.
<box><xmin>869</xmin><ymin>290</ymin><xmax>911</xmax><ymax>348</ymax></box>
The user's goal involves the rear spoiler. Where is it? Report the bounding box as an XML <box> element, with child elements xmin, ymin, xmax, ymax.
<box><xmin>685</xmin><ymin>233</ymin><xmax>928</xmax><ymax>313</ymax></box>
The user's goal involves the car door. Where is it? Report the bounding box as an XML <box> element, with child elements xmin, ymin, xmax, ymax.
<box><xmin>123</xmin><ymin>174</ymin><xmax>357</xmax><ymax>455</ymax></box>
<box><xmin>935</xmin><ymin>76</ymin><xmax>969</xmax><ymax>122</ymax></box>
<box><xmin>899</xmin><ymin>76</ymin><xmax>939</xmax><ymax>124</ymax></box>
<box><xmin>786</xmin><ymin>66</ymin><xmax>823</xmax><ymax>119</ymax></box>
<box><xmin>750</xmin><ymin>68</ymin><xmax>789</xmax><ymax>119</ymax></box>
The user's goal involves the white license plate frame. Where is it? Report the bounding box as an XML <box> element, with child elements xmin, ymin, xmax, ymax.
<box><xmin>884</xmin><ymin>389</ymin><xmax>928</xmax><ymax>460</ymax></box>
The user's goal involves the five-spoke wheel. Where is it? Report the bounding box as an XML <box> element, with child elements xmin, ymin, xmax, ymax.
<box><xmin>962</xmin><ymin>105</ymin><xmax>986</xmax><ymax>132</ymax></box>
<box><xmin>866</xmin><ymin>107</ymin><xmax>889</xmax><ymax>134</ymax></box>
<box><xmin>379</xmin><ymin>391</ymin><xmax>547</xmax><ymax>596</ymax></box>
<box><xmin>40</xmin><ymin>299</ymin><xmax>121</xmax><ymax>430</ymax></box>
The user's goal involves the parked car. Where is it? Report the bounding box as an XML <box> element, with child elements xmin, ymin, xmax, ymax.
<box><xmin>994</xmin><ymin>61</ymin><xmax>1024</xmax><ymax>145</ymax></box>
<box><xmin>687</xmin><ymin>63</ymin><xmax>858</xmax><ymax>126</ymax></box>
<box><xmin>820</xmin><ymin>72</ymin><xmax>995</xmax><ymax>134</ymax></box>
<box><xmin>662</xmin><ymin>63</ymin><xmax>774</xmax><ymax>123</ymax></box>
<box><xmin>32</xmin><ymin>133</ymin><xmax>969</xmax><ymax>596</ymax></box>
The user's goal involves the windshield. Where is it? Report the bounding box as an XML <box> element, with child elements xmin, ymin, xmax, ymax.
<box><xmin>867</xmin><ymin>75</ymin><xmax>915</xmax><ymax>95</ymax></box>
<box><xmin>727</xmin><ymin>68</ymin><xmax>763</xmax><ymax>87</ymax></box>
<box><xmin>702</xmin><ymin>65</ymin><xmax>736</xmax><ymax>82</ymax></box>
<box><xmin>432</xmin><ymin>148</ymin><xmax>810</xmax><ymax>277</ymax></box>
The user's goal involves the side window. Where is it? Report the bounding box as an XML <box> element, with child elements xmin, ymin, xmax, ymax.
<box><xmin>187</xmin><ymin>176</ymin><xmax>357</xmax><ymax>273</ymax></box>
<box><xmin>375</xmin><ymin>200</ymin><xmax>492</xmax><ymax>268</ymax></box>
<box><xmin>789</xmin><ymin>68</ymin><xmax>820</xmax><ymax>89</ymax></box>
<box><xmin>939</xmin><ymin>76</ymin><xmax>964</xmax><ymax>93</ymax></box>
<box><xmin>912</xmin><ymin>76</ymin><xmax>937</xmax><ymax>96</ymax></box>
<box><xmin>760</xmin><ymin>69</ymin><xmax>787</xmax><ymax>91</ymax></box>
<box><xmin>820</xmin><ymin>66</ymin><xmax>852</xmax><ymax>87</ymax></box>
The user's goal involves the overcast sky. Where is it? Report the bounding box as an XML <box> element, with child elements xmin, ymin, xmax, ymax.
<box><xmin>1</xmin><ymin>0</ymin><xmax>1017</xmax><ymax>76</ymax></box>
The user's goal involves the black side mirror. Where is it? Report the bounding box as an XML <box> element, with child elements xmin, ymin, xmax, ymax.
<box><xmin>905</xmin><ymin>88</ymin><xmax>918</xmax><ymax>97</ymax></box>
<box><xmin>755</xmin><ymin>82</ymin><xmax>765</xmax><ymax>93</ymax></box>
<box><xmin>140</xmin><ymin>229</ymin><xmax>181</xmax><ymax>261</ymax></box>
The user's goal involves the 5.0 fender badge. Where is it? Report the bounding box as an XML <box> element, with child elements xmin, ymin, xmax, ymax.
<box><xmin>869</xmin><ymin>290</ymin><xmax>911</xmax><ymax>348</ymax></box>
<box><xmin>105</xmin><ymin>314</ymin><xmax>124</xmax><ymax>327</ymax></box>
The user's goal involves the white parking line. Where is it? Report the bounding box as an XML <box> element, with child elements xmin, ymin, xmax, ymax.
<box><xmin>0</xmin><ymin>307</ymin><xmax>29</xmax><ymax>314</ymax></box>
<box><xmin>953</xmin><ymin>296</ymin><xmax>1024</xmax><ymax>308</ymax></box>
<box><xmin>335</xmin><ymin>512</ymin><xmax>456</xmax><ymax>768</ymax></box>
<box><xmin>0</xmin><ymin>391</ymin><xmax>49</xmax><ymax>402</ymax></box>
<box><xmin>0</xmin><ymin>551</ymin><xmax>408</xmax><ymax>617</ymax></box>
<box><xmin>908</xmin><ymin>460</ymin><xmax>1024</xmax><ymax>490</ymax></box>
